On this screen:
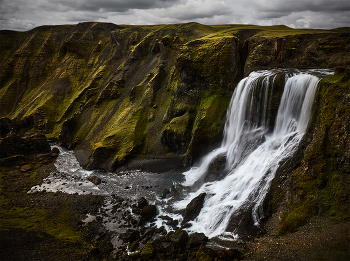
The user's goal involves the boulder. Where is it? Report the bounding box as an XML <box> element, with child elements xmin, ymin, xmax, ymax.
<box><xmin>87</xmin><ymin>175</ymin><xmax>102</xmax><ymax>185</ymax></box>
<box><xmin>138</xmin><ymin>197</ymin><xmax>148</xmax><ymax>209</ymax></box>
<box><xmin>170</xmin><ymin>229</ymin><xmax>188</xmax><ymax>248</ymax></box>
<box><xmin>121</xmin><ymin>229</ymin><xmax>140</xmax><ymax>243</ymax></box>
<box><xmin>140</xmin><ymin>205</ymin><xmax>157</xmax><ymax>220</ymax></box>
<box><xmin>187</xmin><ymin>232</ymin><xmax>208</xmax><ymax>248</ymax></box>
<box><xmin>50</xmin><ymin>147</ymin><xmax>60</xmax><ymax>157</ymax></box>
<box><xmin>205</xmin><ymin>153</ymin><xmax>227</xmax><ymax>182</ymax></box>
<box><xmin>182</xmin><ymin>193</ymin><xmax>206</xmax><ymax>224</ymax></box>
<box><xmin>140</xmin><ymin>241</ymin><xmax>154</xmax><ymax>260</ymax></box>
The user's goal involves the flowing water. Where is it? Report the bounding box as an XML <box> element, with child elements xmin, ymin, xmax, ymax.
<box><xmin>29</xmin><ymin>68</ymin><xmax>333</xmax><ymax>242</ymax></box>
<box><xmin>173</xmin><ymin>69</ymin><xmax>333</xmax><ymax>239</ymax></box>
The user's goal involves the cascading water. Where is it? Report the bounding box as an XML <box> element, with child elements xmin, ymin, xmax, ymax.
<box><xmin>174</xmin><ymin>69</ymin><xmax>330</xmax><ymax>239</ymax></box>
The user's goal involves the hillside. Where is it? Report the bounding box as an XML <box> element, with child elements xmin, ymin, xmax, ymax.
<box><xmin>1</xmin><ymin>22</ymin><xmax>349</xmax><ymax>171</ymax></box>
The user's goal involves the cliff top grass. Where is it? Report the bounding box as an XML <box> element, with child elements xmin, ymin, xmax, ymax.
<box><xmin>3</xmin><ymin>22</ymin><xmax>342</xmax><ymax>40</ymax></box>
<box><xmin>115</xmin><ymin>22</ymin><xmax>341</xmax><ymax>39</ymax></box>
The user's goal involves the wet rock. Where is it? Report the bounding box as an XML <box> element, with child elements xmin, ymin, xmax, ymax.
<box><xmin>142</xmin><ymin>227</ymin><xmax>155</xmax><ymax>238</ymax></box>
<box><xmin>50</xmin><ymin>147</ymin><xmax>60</xmax><ymax>157</ymax></box>
<box><xmin>187</xmin><ymin>232</ymin><xmax>208</xmax><ymax>248</ymax></box>
<box><xmin>159</xmin><ymin>215</ymin><xmax>172</xmax><ymax>221</ymax></box>
<box><xmin>137</xmin><ymin>197</ymin><xmax>148</xmax><ymax>209</ymax></box>
<box><xmin>170</xmin><ymin>229</ymin><xmax>188</xmax><ymax>248</ymax></box>
<box><xmin>129</xmin><ymin>240</ymin><xmax>139</xmax><ymax>252</ymax></box>
<box><xmin>181</xmin><ymin>222</ymin><xmax>192</xmax><ymax>229</ymax></box>
<box><xmin>161</xmin><ymin>188</ymin><xmax>170</xmax><ymax>198</ymax></box>
<box><xmin>206</xmin><ymin>153</ymin><xmax>227</xmax><ymax>182</ymax></box>
<box><xmin>182</xmin><ymin>193</ymin><xmax>206</xmax><ymax>224</ymax></box>
<box><xmin>140</xmin><ymin>205</ymin><xmax>157</xmax><ymax>220</ymax></box>
<box><xmin>87</xmin><ymin>175</ymin><xmax>102</xmax><ymax>185</ymax></box>
<box><xmin>121</xmin><ymin>229</ymin><xmax>140</xmax><ymax>243</ymax></box>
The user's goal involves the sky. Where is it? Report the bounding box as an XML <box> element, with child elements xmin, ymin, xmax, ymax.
<box><xmin>0</xmin><ymin>0</ymin><xmax>349</xmax><ymax>31</ymax></box>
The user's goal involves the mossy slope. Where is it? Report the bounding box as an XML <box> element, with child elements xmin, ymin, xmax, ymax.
<box><xmin>0</xmin><ymin>23</ymin><xmax>349</xmax><ymax>171</ymax></box>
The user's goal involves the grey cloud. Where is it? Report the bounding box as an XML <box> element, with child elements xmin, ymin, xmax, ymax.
<box><xmin>0</xmin><ymin>0</ymin><xmax>20</xmax><ymax>19</ymax></box>
<box><xmin>155</xmin><ymin>0</ymin><xmax>231</xmax><ymax>21</ymax></box>
<box><xmin>253</xmin><ymin>0</ymin><xmax>350</xmax><ymax>19</ymax></box>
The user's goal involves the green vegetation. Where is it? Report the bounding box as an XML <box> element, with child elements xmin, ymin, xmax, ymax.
<box><xmin>0</xmin><ymin>22</ymin><xmax>349</xmax><ymax>171</ymax></box>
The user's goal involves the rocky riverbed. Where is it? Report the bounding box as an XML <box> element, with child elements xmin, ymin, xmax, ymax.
<box><xmin>1</xmin><ymin>133</ymin><xmax>349</xmax><ymax>260</ymax></box>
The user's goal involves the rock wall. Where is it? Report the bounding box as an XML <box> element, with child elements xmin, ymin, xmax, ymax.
<box><xmin>263</xmin><ymin>67</ymin><xmax>350</xmax><ymax>235</ymax></box>
<box><xmin>0</xmin><ymin>22</ymin><xmax>349</xmax><ymax>172</ymax></box>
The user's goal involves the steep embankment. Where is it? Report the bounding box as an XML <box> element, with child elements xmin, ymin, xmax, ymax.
<box><xmin>267</xmin><ymin>68</ymin><xmax>350</xmax><ymax>234</ymax></box>
<box><xmin>0</xmin><ymin>23</ymin><xmax>349</xmax><ymax>174</ymax></box>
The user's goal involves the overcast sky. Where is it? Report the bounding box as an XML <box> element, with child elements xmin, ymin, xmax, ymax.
<box><xmin>1</xmin><ymin>0</ymin><xmax>349</xmax><ymax>31</ymax></box>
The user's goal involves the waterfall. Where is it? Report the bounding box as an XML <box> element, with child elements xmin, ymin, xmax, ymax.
<box><xmin>174</xmin><ymin>69</ymin><xmax>328</xmax><ymax>239</ymax></box>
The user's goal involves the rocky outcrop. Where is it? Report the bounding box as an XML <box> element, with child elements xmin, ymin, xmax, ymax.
<box><xmin>0</xmin><ymin>133</ymin><xmax>51</xmax><ymax>159</ymax></box>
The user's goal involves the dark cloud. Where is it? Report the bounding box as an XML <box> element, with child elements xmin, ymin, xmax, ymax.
<box><xmin>0</xmin><ymin>0</ymin><xmax>348</xmax><ymax>31</ymax></box>
<box><xmin>42</xmin><ymin>0</ymin><xmax>181</xmax><ymax>12</ymax></box>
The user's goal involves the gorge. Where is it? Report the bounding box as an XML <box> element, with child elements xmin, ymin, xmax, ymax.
<box><xmin>0</xmin><ymin>22</ymin><xmax>349</xmax><ymax>260</ymax></box>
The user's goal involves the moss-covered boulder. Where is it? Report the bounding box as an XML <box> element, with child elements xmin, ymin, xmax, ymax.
<box><xmin>140</xmin><ymin>241</ymin><xmax>154</xmax><ymax>260</ymax></box>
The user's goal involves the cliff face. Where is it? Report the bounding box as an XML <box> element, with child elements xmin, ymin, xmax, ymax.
<box><xmin>0</xmin><ymin>22</ymin><xmax>349</xmax><ymax>172</ymax></box>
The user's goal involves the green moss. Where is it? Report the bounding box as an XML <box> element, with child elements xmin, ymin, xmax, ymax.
<box><xmin>192</xmin><ymin>94</ymin><xmax>230</xmax><ymax>140</ymax></box>
<box><xmin>0</xmin><ymin>166</ymin><xmax>85</xmax><ymax>245</ymax></box>
<box><xmin>165</xmin><ymin>112</ymin><xmax>191</xmax><ymax>136</ymax></box>
<box><xmin>140</xmin><ymin>241</ymin><xmax>154</xmax><ymax>260</ymax></box>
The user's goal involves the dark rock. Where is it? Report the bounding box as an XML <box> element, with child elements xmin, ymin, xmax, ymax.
<box><xmin>143</xmin><ymin>227</ymin><xmax>155</xmax><ymax>238</ymax></box>
<box><xmin>121</xmin><ymin>229</ymin><xmax>140</xmax><ymax>243</ymax></box>
<box><xmin>204</xmin><ymin>153</ymin><xmax>227</xmax><ymax>182</ymax></box>
<box><xmin>159</xmin><ymin>215</ymin><xmax>173</xmax><ymax>221</ymax></box>
<box><xmin>129</xmin><ymin>240</ymin><xmax>139</xmax><ymax>252</ymax></box>
<box><xmin>170</xmin><ymin>229</ymin><xmax>188</xmax><ymax>248</ymax></box>
<box><xmin>161</xmin><ymin>188</ymin><xmax>170</xmax><ymax>198</ymax></box>
<box><xmin>0</xmin><ymin>118</ymin><xmax>13</xmax><ymax>138</ymax></box>
<box><xmin>50</xmin><ymin>147</ymin><xmax>60</xmax><ymax>156</ymax></box>
<box><xmin>167</xmin><ymin>219</ymin><xmax>179</xmax><ymax>228</ymax></box>
<box><xmin>140</xmin><ymin>205</ymin><xmax>157</xmax><ymax>220</ymax></box>
<box><xmin>165</xmin><ymin>242</ymin><xmax>175</xmax><ymax>254</ymax></box>
<box><xmin>138</xmin><ymin>197</ymin><xmax>148</xmax><ymax>209</ymax></box>
<box><xmin>87</xmin><ymin>175</ymin><xmax>102</xmax><ymax>185</ymax></box>
<box><xmin>58</xmin><ymin>118</ymin><xmax>75</xmax><ymax>148</ymax></box>
<box><xmin>187</xmin><ymin>232</ymin><xmax>208</xmax><ymax>248</ymax></box>
<box><xmin>151</xmin><ymin>239</ymin><xmax>164</xmax><ymax>251</ymax></box>
<box><xmin>0</xmin><ymin>133</ymin><xmax>51</xmax><ymax>159</ymax></box>
<box><xmin>182</xmin><ymin>193</ymin><xmax>206</xmax><ymax>224</ymax></box>
<box><xmin>181</xmin><ymin>222</ymin><xmax>192</xmax><ymax>229</ymax></box>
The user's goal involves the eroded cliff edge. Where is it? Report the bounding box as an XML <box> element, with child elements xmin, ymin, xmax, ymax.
<box><xmin>1</xmin><ymin>23</ymin><xmax>349</xmax><ymax>173</ymax></box>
